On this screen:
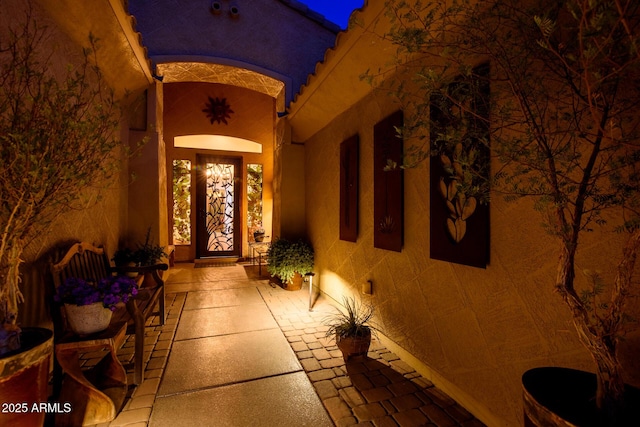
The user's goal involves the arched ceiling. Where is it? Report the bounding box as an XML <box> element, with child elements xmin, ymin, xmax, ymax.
<box><xmin>155</xmin><ymin>61</ymin><xmax>285</xmax><ymax>100</ymax></box>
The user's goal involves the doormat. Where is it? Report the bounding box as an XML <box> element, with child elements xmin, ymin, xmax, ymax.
<box><xmin>194</xmin><ymin>262</ymin><xmax>239</xmax><ymax>268</ymax></box>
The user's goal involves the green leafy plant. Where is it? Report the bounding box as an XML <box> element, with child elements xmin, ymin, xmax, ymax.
<box><xmin>134</xmin><ymin>229</ymin><xmax>167</xmax><ymax>266</ymax></box>
<box><xmin>172</xmin><ymin>160</ymin><xmax>191</xmax><ymax>244</ymax></box>
<box><xmin>113</xmin><ymin>228</ymin><xmax>167</xmax><ymax>267</ymax></box>
<box><xmin>323</xmin><ymin>296</ymin><xmax>378</xmax><ymax>340</ymax></box>
<box><xmin>0</xmin><ymin>11</ymin><xmax>137</xmax><ymax>354</ymax></box>
<box><xmin>266</xmin><ymin>238</ymin><xmax>314</xmax><ymax>284</ymax></box>
<box><xmin>247</xmin><ymin>163</ymin><xmax>264</xmax><ymax>238</ymax></box>
<box><xmin>111</xmin><ymin>248</ymin><xmax>136</xmax><ymax>267</ymax></box>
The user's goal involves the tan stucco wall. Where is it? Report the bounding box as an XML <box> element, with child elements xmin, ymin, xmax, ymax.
<box><xmin>126</xmin><ymin>84</ymin><xmax>169</xmax><ymax>252</ymax></box>
<box><xmin>163</xmin><ymin>82</ymin><xmax>275</xmax><ymax>260</ymax></box>
<box><xmin>278</xmin><ymin>143</ymin><xmax>307</xmax><ymax>240</ymax></box>
<box><xmin>303</xmin><ymin>88</ymin><xmax>640</xmax><ymax>426</ymax></box>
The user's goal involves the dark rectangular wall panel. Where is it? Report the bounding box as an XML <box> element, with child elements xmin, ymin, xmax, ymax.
<box><xmin>340</xmin><ymin>135</ymin><xmax>359</xmax><ymax>242</ymax></box>
<box><xmin>373</xmin><ymin>110</ymin><xmax>404</xmax><ymax>252</ymax></box>
<box><xmin>429</xmin><ymin>64</ymin><xmax>490</xmax><ymax>268</ymax></box>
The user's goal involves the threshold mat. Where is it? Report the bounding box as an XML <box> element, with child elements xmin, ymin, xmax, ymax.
<box><xmin>194</xmin><ymin>262</ymin><xmax>239</xmax><ymax>268</ymax></box>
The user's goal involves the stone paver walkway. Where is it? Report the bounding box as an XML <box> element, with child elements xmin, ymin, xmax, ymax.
<box><xmin>80</xmin><ymin>292</ymin><xmax>185</xmax><ymax>427</ymax></box>
<box><xmin>77</xmin><ymin>264</ymin><xmax>486</xmax><ymax>427</ymax></box>
<box><xmin>259</xmin><ymin>283</ymin><xmax>486</xmax><ymax>427</ymax></box>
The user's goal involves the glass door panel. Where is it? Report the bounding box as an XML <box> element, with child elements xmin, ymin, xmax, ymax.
<box><xmin>196</xmin><ymin>156</ymin><xmax>242</xmax><ymax>258</ymax></box>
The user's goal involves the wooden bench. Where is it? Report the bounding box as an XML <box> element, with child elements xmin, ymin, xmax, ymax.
<box><xmin>54</xmin><ymin>321</ymin><xmax>128</xmax><ymax>426</ymax></box>
<box><xmin>50</xmin><ymin>241</ymin><xmax>168</xmax><ymax>422</ymax></box>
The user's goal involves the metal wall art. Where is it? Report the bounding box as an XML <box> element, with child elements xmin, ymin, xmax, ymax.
<box><xmin>202</xmin><ymin>96</ymin><xmax>233</xmax><ymax>125</ymax></box>
<box><xmin>373</xmin><ymin>110</ymin><xmax>404</xmax><ymax>252</ymax></box>
<box><xmin>340</xmin><ymin>135</ymin><xmax>359</xmax><ymax>242</ymax></box>
<box><xmin>429</xmin><ymin>64</ymin><xmax>490</xmax><ymax>268</ymax></box>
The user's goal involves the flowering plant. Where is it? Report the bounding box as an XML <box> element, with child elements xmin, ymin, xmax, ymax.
<box><xmin>54</xmin><ymin>276</ymin><xmax>139</xmax><ymax>311</ymax></box>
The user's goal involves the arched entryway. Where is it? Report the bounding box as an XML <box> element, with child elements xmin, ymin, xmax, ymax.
<box><xmin>159</xmin><ymin>61</ymin><xmax>286</xmax><ymax>262</ymax></box>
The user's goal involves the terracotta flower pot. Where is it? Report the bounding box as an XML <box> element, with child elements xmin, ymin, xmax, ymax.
<box><xmin>0</xmin><ymin>327</ymin><xmax>53</xmax><ymax>427</ymax></box>
<box><xmin>64</xmin><ymin>302</ymin><xmax>113</xmax><ymax>335</ymax></box>
<box><xmin>286</xmin><ymin>272</ymin><xmax>304</xmax><ymax>291</ymax></box>
<box><xmin>523</xmin><ymin>367</ymin><xmax>640</xmax><ymax>427</ymax></box>
<box><xmin>337</xmin><ymin>330</ymin><xmax>372</xmax><ymax>362</ymax></box>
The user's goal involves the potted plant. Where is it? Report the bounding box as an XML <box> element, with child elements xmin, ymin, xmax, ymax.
<box><xmin>53</xmin><ymin>276</ymin><xmax>139</xmax><ymax>335</ymax></box>
<box><xmin>111</xmin><ymin>248</ymin><xmax>137</xmax><ymax>268</ymax></box>
<box><xmin>324</xmin><ymin>297</ymin><xmax>379</xmax><ymax>362</ymax></box>
<box><xmin>0</xmin><ymin>8</ymin><xmax>132</xmax><ymax>424</ymax></box>
<box><xmin>113</xmin><ymin>229</ymin><xmax>167</xmax><ymax>285</ymax></box>
<box><xmin>113</xmin><ymin>228</ymin><xmax>167</xmax><ymax>267</ymax></box>
<box><xmin>378</xmin><ymin>0</ymin><xmax>640</xmax><ymax>424</ymax></box>
<box><xmin>253</xmin><ymin>228</ymin><xmax>266</xmax><ymax>242</ymax></box>
<box><xmin>266</xmin><ymin>238</ymin><xmax>314</xmax><ymax>290</ymax></box>
<box><xmin>133</xmin><ymin>238</ymin><xmax>167</xmax><ymax>267</ymax></box>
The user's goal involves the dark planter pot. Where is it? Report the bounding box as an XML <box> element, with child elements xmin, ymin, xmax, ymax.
<box><xmin>337</xmin><ymin>330</ymin><xmax>371</xmax><ymax>362</ymax></box>
<box><xmin>0</xmin><ymin>327</ymin><xmax>53</xmax><ymax>427</ymax></box>
<box><xmin>253</xmin><ymin>232</ymin><xmax>265</xmax><ymax>242</ymax></box>
<box><xmin>523</xmin><ymin>367</ymin><xmax>640</xmax><ymax>427</ymax></box>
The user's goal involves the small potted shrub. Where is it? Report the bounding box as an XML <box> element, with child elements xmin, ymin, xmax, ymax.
<box><xmin>54</xmin><ymin>276</ymin><xmax>139</xmax><ymax>335</ymax></box>
<box><xmin>111</xmin><ymin>247</ymin><xmax>136</xmax><ymax>268</ymax></box>
<box><xmin>324</xmin><ymin>297</ymin><xmax>379</xmax><ymax>362</ymax></box>
<box><xmin>132</xmin><ymin>241</ymin><xmax>167</xmax><ymax>267</ymax></box>
<box><xmin>113</xmin><ymin>228</ymin><xmax>167</xmax><ymax>267</ymax></box>
<box><xmin>266</xmin><ymin>238</ymin><xmax>314</xmax><ymax>290</ymax></box>
<box><xmin>253</xmin><ymin>228</ymin><xmax>266</xmax><ymax>242</ymax></box>
<box><xmin>113</xmin><ymin>230</ymin><xmax>167</xmax><ymax>286</ymax></box>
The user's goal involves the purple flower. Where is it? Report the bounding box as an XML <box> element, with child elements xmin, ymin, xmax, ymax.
<box><xmin>56</xmin><ymin>275</ymin><xmax>139</xmax><ymax>311</ymax></box>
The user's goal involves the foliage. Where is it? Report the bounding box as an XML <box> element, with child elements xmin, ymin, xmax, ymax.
<box><xmin>323</xmin><ymin>296</ymin><xmax>378</xmax><ymax>339</ymax></box>
<box><xmin>247</xmin><ymin>163</ymin><xmax>263</xmax><ymax>236</ymax></box>
<box><xmin>111</xmin><ymin>248</ymin><xmax>136</xmax><ymax>267</ymax></box>
<box><xmin>113</xmin><ymin>228</ymin><xmax>167</xmax><ymax>266</ymax></box>
<box><xmin>266</xmin><ymin>238</ymin><xmax>314</xmax><ymax>284</ymax></box>
<box><xmin>371</xmin><ymin>0</ymin><xmax>640</xmax><ymax>419</ymax></box>
<box><xmin>134</xmin><ymin>228</ymin><xmax>167</xmax><ymax>266</ymax></box>
<box><xmin>54</xmin><ymin>276</ymin><xmax>138</xmax><ymax>311</ymax></box>
<box><xmin>0</xmin><ymin>8</ymin><xmax>136</xmax><ymax>352</ymax></box>
<box><xmin>172</xmin><ymin>160</ymin><xmax>191</xmax><ymax>244</ymax></box>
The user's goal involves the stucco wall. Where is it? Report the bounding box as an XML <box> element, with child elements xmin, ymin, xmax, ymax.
<box><xmin>304</xmin><ymin>88</ymin><xmax>640</xmax><ymax>426</ymax></box>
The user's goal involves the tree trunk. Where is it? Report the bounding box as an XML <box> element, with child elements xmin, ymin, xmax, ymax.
<box><xmin>573</xmin><ymin>317</ymin><xmax>625</xmax><ymax>424</ymax></box>
<box><xmin>556</xmin><ymin>228</ymin><xmax>640</xmax><ymax>425</ymax></box>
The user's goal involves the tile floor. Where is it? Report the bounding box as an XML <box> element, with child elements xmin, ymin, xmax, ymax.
<box><xmin>79</xmin><ymin>263</ymin><xmax>486</xmax><ymax>427</ymax></box>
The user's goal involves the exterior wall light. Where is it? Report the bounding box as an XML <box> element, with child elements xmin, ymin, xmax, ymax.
<box><xmin>210</xmin><ymin>1</ymin><xmax>222</xmax><ymax>14</ymax></box>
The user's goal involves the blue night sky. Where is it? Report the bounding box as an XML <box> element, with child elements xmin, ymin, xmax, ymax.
<box><xmin>298</xmin><ymin>1</ymin><xmax>365</xmax><ymax>29</ymax></box>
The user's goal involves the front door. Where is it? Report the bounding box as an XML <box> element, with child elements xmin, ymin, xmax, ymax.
<box><xmin>196</xmin><ymin>155</ymin><xmax>242</xmax><ymax>258</ymax></box>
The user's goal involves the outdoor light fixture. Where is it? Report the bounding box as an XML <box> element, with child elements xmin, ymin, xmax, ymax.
<box><xmin>210</xmin><ymin>1</ymin><xmax>222</xmax><ymax>14</ymax></box>
<box><xmin>305</xmin><ymin>273</ymin><xmax>315</xmax><ymax>312</ymax></box>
